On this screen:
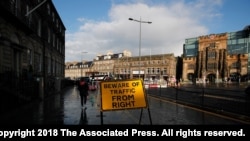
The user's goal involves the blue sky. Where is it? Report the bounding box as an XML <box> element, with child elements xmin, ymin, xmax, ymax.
<box><xmin>52</xmin><ymin>0</ymin><xmax>250</xmax><ymax>62</ymax></box>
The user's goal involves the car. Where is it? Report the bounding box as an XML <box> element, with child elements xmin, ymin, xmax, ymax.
<box><xmin>75</xmin><ymin>76</ymin><xmax>90</xmax><ymax>85</ymax></box>
<box><xmin>89</xmin><ymin>79</ymin><xmax>98</xmax><ymax>91</ymax></box>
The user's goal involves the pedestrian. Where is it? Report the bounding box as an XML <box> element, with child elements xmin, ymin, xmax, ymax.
<box><xmin>78</xmin><ymin>77</ymin><xmax>89</xmax><ymax>109</ymax></box>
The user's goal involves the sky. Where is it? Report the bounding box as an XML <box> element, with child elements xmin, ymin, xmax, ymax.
<box><xmin>52</xmin><ymin>0</ymin><xmax>250</xmax><ymax>62</ymax></box>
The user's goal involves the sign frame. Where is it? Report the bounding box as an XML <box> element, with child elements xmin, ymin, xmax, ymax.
<box><xmin>100</xmin><ymin>79</ymin><xmax>148</xmax><ymax>111</ymax></box>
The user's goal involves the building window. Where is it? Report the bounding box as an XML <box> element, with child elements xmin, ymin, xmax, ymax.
<box><xmin>56</xmin><ymin>19</ymin><xmax>59</xmax><ymax>28</ymax></box>
<box><xmin>53</xmin><ymin>33</ymin><xmax>55</xmax><ymax>47</ymax></box>
<box><xmin>27</xmin><ymin>49</ymin><xmax>32</xmax><ymax>65</ymax></box>
<box><xmin>209</xmin><ymin>43</ymin><xmax>215</xmax><ymax>48</ymax></box>
<box><xmin>207</xmin><ymin>63</ymin><xmax>216</xmax><ymax>70</ymax></box>
<box><xmin>52</xmin><ymin>12</ymin><xmax>55</xmax><ymax>22</ymax></box>
<box><xmin>26</xmin><ymin>5</ymin><xmax>31</xmax><ymax>25</ymax></box>
<box><xmin>163</xmin><ymin>68</ymin><xmax>167</xmax><ymax>75</ymax></box>
<box><xmin>48</xmin><ymin>58</ymin><xmax>51</xmax><ymax>73</ymax></box>
<box><xmin>57</xmin><ymin>38</ymin><xmax>59</xmax><ymax>50</ymax></box>
<box><xmin>188</xmin><ymin>64</ymin><xmax>194</xmax><ymax>69</ymax></box>
<box><xmin>47</xmin><ymin>3</ymin><xmax>50</xmax><ymax>15</ymax></box>
<box><xmin>157</xmin><ymin>68</ymin><xmax>160</xmax><ymax>74</ymax></box>
<box><xmin>47</xmin><ymin>28</ymin><xmax>51</xmax><ymax>43</ymax></box>
<box><xmin>208</xmin><ymin>51</ymin><xmax>216</xmax><ymax>59</ymax></box>
<box><xmin>52</xmin><ymin>59</ymin><xmax>55</xmax><ymax>74</ymax></box>
<box><xmin>10</xmin><ymin>0</ymin><xmax>17</xmax><ymax>16</ymax></box>
<box><xmin>231</xmin><ymin>62</ymin><xmax>239</xmax><ymax>69</ymax></box>
<box><xmin>35</xmin><ymin>53</ymin><xmax>42</xmax><ymax>72</ymax></box>
<box><xmin>37</xmin><ymin>18</ymin><xmax>41</xmax><ymax>37</ymax></box>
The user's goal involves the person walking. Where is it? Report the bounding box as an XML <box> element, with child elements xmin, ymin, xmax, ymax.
<box><xmin>77</xmin><ymin>77</ymin><xmax>89</xmax><ymax>109</ymax></box>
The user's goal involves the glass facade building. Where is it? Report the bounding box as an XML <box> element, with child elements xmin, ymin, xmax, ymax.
<box><xmin>183</xmin><ymin>25</ymin><xmax>250</xmax><ymax>82</ymax></box>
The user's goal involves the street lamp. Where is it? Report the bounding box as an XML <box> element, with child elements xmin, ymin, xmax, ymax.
<box><xmin>81</xmin><ymin>51</ymin><xmax>88</xmax><ymax>77</ymax></box>
<box><xmin>129</xmin><ymin>17</ymin><xmax>152</xmax><ymax>79</ymax></box>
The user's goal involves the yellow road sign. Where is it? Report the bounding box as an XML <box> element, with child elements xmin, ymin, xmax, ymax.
<box><xmin>100</xmin><ymin>79</ymin><xmax>147</xmax><ymax>111</ymax></box>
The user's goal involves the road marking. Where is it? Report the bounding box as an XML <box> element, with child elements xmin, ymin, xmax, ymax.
<box><xmin>203</xmin><ymin>94</ymin><xmax>245</xmax><ymax>102</ymax></box>
<box><xmin>148</xmin><ymin>95</ymin><xmax>250</xmax><ymax>124</ymax></box>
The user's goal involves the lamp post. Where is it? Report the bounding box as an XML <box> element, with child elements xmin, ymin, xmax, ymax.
<box><xmin>81</xmin><ymin>51</ymin><xmax>88</xmax><ymax>77</ymax></box>
<box><xmin>127</xmin><ymin>55</ymin><xmax>128</xmax><ymax>79</ymax></box>
<box><xmin>129</xmin><ymin>17</ymin><xmax>152</xmax><ymax>79</ymax></box>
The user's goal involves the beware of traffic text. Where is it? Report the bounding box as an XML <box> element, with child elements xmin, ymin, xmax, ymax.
<box><xmin>100</xmin><ymin>79</ymin><xmax>147</xmax><ymax>111</ymax></box>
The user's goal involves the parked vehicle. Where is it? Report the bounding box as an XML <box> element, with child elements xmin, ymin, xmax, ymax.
<box><xmin>89</xmin><ymin>79</ymin><xmax>98</xmax><ymax>91</ymax></box>
<box><xmin>75</xmin><ymin>76</ymin><xmax>90</xmax><ymax>85</ymax></box>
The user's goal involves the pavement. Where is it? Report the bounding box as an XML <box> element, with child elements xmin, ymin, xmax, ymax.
<box><xmin>0</xmin><ymin>85</ymin><xmax>249</xmax><ymax>125</ymax></box>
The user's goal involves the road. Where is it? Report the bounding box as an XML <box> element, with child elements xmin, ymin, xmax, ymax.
<box><xmin>0</xmin><ymin>85</ymin><xmax>249</xmax><ymax>125</ymax></box>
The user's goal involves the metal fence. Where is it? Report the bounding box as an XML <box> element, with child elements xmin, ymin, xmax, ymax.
<box><xmin>146</xmin><ymin>83</ymin><xmax>250</xmax><ymax>121</ymax></box>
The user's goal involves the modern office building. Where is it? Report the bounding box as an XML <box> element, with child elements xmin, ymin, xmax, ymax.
<box><xmin>183</xmin><ymin>25</ymin><xmax>250</xmax><ymax>83</ymax></box>
<box><xmin>0</xmin><ymin>0</ymin><xmax>65</xmax><ymax>102</ymax></box>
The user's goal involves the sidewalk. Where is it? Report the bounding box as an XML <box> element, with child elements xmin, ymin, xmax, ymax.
<box><xmin>0</xmin><ymin>85</ymin><xmax>248</xmax><ymax>125</ymax></box>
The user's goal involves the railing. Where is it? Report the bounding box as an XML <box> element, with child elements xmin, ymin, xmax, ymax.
<box><xmin>146</xmin><ymin>83</ymin><xmax>250</xmax><ymax>122</ymax></box>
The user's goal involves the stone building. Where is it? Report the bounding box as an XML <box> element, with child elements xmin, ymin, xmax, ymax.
<box><xmin>65</xmin><ymin>50</ymin><xmax>130</xmax><ymax>80</ymax></box>
<box><xmin>65</xmin><ymin>50</ymin><xmax>177</xmax><ymax>85</ymax></box>
<box><xmin>113</xmin><ymin>53</ymin><xmax>176</xmax><ymax>83</ymax></box>
<box><xmin>65</xmin><ymin>61</ymin><xmax>92</xmax><ymax>80</ymax></box>
<box><xmin>0</xmin><ymin>0</ymin><xmax>65</xmax><ymax>103</ymax></box>
<box><xmin>183</xmin><ymin>25</ymin><xmax>250</xmax><ymax>83</ymax></box>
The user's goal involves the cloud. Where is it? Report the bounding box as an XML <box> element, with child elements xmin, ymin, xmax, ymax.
<box><xmin>65</xmin><ymin>0</ymin><xmax>222</xmax><ymax>62</ymax></box>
